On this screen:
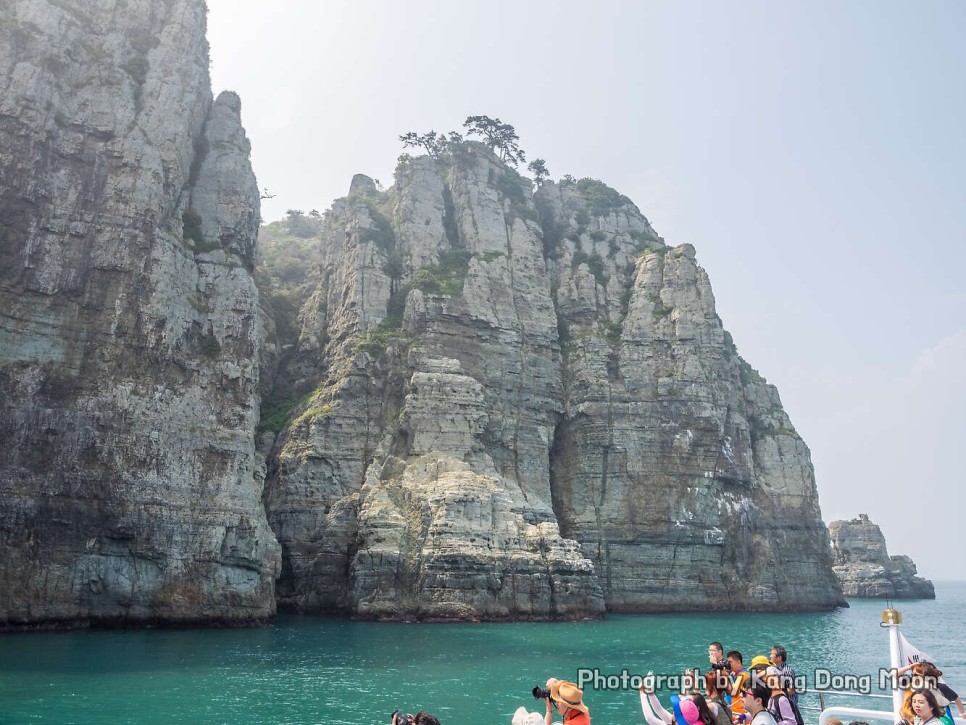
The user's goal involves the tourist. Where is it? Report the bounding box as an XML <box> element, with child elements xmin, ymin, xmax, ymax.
<box><xmin>544</xmin><ymin>678</ymin><xmax>591</xmax><ymax>725</ymax></box>
<box><xmin>692</xmin><ymin>692</ymin><xmax>721</xmax><ymax>725</ymax></box>
<box><xmin>910</xmin><ymin>689</ymin><xmax>947</xmax><ymax>725</ymax></box>
<box><xmin>710</xmin><ymin>642</ymin><xmax>727</xmax><ymax>671</ymax></box>
<box><xmin>770</xmin><ymin>646</ymin><xmax>798</xmax><ymax>706</ymax></box>
<box><xmin>742</xmin><ymin>684</ymin><xmax>778</xmax><ymax>725</ymax></box>
<box><xmin>900</xmin><ymin>663</ymin><xmax>962</xmax><ymax>723</ymax></box>
<box><xmin>765</xmin><ymin>666</ymin><xmax>798</xmax><ymax>725</ymax></box>
<box><xmin>727</xmin><ymin>651</ymin><xmax>751</xmax><ymax>723</ymax></box>
<box><xmin>391</xmin><ymin>711</ymin><xmax>440</xmax><ymax>725</ymax></box>
<box><xmin>918</xmin><ymin>663</ymin><xmax>965</xmax><ymax>719</ymax></box>
<box><xmin>704</xmin><ymin>671</ymin><xmax>734</xmax><ymax>725</ymax></box>
<box><xmin>639</xmin><ymin>685</ymin><xmax>700</xmax><ymax>725</ymax></box>
<box><xmin>708</xmin><ymin>644</ymin><xmax>730</xmax><ymax>704</ymax></box>
<box><xmin>749</xmin><ymin>656</ymin><xmax>773</xmax><ymax>683</ymax></box>
<box><xmin>513</xmin><ymin>707</ymin><xmax>547</xmax><ymax>725</ymax></box>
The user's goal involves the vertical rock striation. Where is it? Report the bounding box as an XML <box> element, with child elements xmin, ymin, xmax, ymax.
<box><xmin>261</xmin><ymin>145</ymin><xmax>845</xmax><ymax>618</ymax></box>
<box><xmin>0</xmin><ymin>0</ymin><xmax>279</xmax><ymax>628</ymax></box>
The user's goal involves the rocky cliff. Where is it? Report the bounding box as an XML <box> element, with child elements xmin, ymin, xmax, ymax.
<box><xmin>0</xmin><ymin>1</ymin><xmax>845</xmax><ymax>627</ymax></box>
<box><xmin>0</xmin><ymin>0</ymin><xmax>279</xmax><ymax>628</ymax></box>
<box><xmin>828</xmin><ymin>515</ymin><xmax>934</xmax><ymax>598</ymax></box>
<box><xmin>260</xmin><ymin>146</ymin><xmax>846</xmax><ymax>619</ymax></box>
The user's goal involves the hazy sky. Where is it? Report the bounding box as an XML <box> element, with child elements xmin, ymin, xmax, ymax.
<box><xmin>207</xmin><ymin>0</ymin><xmax>965</xmax><ymax>582</ymax></box>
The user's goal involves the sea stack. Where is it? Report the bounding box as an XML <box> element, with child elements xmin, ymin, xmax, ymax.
<box><xmin>828</xmin><ymin>514</ymin><xmax>935</xmax><ymax>598</ymax></box>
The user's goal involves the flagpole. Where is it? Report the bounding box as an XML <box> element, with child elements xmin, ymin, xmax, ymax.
<box><xmin>883</xmin><ymin>608</ymin><xmax>904</xmax><ymax>720</ymax></box>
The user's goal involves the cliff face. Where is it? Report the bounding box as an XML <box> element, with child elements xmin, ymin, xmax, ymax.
<box><xmin>0</xmin><ymin>1</ymin><xmax>844</xmax><ymax>626</ymax></box>
<box><xmin>261</xmin><ymin>148</ymin><xmax>845</xmax><ymax>619</ymax></box>
<box><xmin>0</xmin><ymin>0</ymin><xmax>279</xmax><ymax>627</ymax></box>
<box><xmin>828</xmin><ymin>515</ymin><xmax>934</xmax><ymax>599</ymax></box>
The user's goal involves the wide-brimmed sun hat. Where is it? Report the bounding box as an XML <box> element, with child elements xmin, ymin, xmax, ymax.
<box><xmin>680</xmin><ymin>698</ymin><xmax>700</xmax><ymax>725</ymax></box>
<box><xmin>750</xmin><ymin>655</ymin><xmax>774</xmax><ymax>668</ymax></box>
<box><xmin>550</xmin><ymin>680</ymin><xmax>589</xmax><ymax>713</ymax></box>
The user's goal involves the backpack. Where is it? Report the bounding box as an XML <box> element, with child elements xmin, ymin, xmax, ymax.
<box><xmin>712</xmin><ymin>699</ymin><xmax>733</xmax><ymax>725</ymax></box>
<box><xmin>768</xmin><ymin>693</ymin><xmax>804</xmax><ymax>725</ymax></box>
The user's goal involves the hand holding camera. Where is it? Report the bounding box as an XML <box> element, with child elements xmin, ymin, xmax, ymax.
<box><xmin>392</xmin><ymin>710</ymin><xmax>415</xmax><ymax>725</ymax></box>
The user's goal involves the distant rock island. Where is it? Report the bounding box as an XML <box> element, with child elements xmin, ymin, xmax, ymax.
<box><xmin>1</xmin><ymin>0</ymin><xmax>846</xmax><ymax>629</ymax></box>
<box><xmin>828</xmin><ymin>515</ymin><xmax>934</xmax><ymax>599</ymax></box>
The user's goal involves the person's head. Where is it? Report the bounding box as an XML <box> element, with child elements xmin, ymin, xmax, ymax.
<box><xmin>910</xmin><ymin>689</ymin><xmax>943</xmax><ymax>721</ymax></box>
<box><xmin>741</xmin><ymin>683</ymin><xmax>771</xmax><ymax>716</ymax></box>
<box><xmin>764</xmin><ymin>666</ymin><xmax>785</xmax><ymax>692</ymax></box>
<box><xmin>678</xmin><ymin>697</ymin><xmax>701</xmax><ymax>725</ymax></box>
<box><xmin>392</xmin><ymin>712</ymin><xmax>440</xmax><ymax>725</ymax></box>
<box><xmin>705</xmin><ymin>671</ymin><xmax>725</xmax><ymax>698</ymax></box>
<box><xmin>910</xmin><ymin>662</ymin><xmax>942</xmax><ymax>691</ymax></box>
<box><xmin>550</xmin><ymin>680</ymin><xmax>589</xmax><ymax>718</ymax></box>
<box><xmin>750</xmin><ymin>656</ymin><xmax>773</xmax><ymax>676</ymax></box>
<box><xmin>826</xmin><ymin>719</ymin><xmax>844</xmax><ymax>725</ymax></box>
<box><xmin>770</xmin><ymin>646</ymin><xmax>787</xmax><ymax>666</ymax></box>
<box><xmin>727</xmin><ymin>651</ymin><xmax>744</xmax><ymax>670</ymax></box>
<box><xmin>709</xmin><ymin>642</ymin><xmax>724</xmax><ymax>664</ymax></box>
<box><xmin>690</xmin><ymin>692</ymin><xmax>715</xmax><ymax>725</ymax></box>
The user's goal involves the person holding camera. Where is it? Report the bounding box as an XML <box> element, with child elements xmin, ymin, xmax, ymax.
<box><xmin>542</xmin><ymin>678</ymin><xmax>591</xmax><ymax>724</ymax></box>
<box><xmin>391</xmin><ymin>709</ymin><xmax>440</xmax><ymax>725</ymax></box>
<box><xmin>725</xmin><ymin>652</ymin><xmax>750</xmax><ymax>724</ymax></box>
<box><xmin>709</xmin><ymin>642</ymin><xmax>726</xmax><ymax>671</ymax></box>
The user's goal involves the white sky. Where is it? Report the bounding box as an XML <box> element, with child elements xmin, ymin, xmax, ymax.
<box><xmin>207</xmin><ymin>0</ymin><xmax>965</xmax><ymax>582</ymax></box>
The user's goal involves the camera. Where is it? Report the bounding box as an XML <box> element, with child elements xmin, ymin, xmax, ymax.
<box><xmin>392</xmin><ymin>710</ymin><xmax>415</xmax><ymax>725</ymax></box>
<box><xmin>532</xmin><ymin>686</ymin><xmax>552</xmax><ymax>700</ymax></box>
<box><xmin>711</xmin><ymin>660</ymin><xmax>731</xmax><ymax>672</ymax></box>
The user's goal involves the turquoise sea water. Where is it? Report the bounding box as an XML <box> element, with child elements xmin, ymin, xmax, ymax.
<box><xmin>1</xmin><ymin>582</ymin><xmax>964</xmax><ymax>725</ymax></box>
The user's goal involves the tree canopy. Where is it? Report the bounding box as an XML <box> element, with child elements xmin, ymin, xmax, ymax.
<box><xmin>399</xmin><ymin>116</ymin><xmax>528</xmax><ymax>168</ymax></box>
<box><xmin>527</xmin><ymin>159</ymin><xmax>549</xmax><ymax>187</ymax></box>
<box><xmin>463</xmin><ymin>115</ymin><xmax>525</xmax><ymax>166</ymax></box>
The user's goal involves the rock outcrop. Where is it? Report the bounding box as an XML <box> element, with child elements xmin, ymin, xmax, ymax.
<box><xmin>1</xmin><ymin>0</ymin><xmax>846</xmax><ymax>626</ymax></box>
<box><xmin>828</xmin><ymin>515</ymin><xmax>934</xmax><ymax>598</ymax></box>
<box><xmin>260</xmin><ymin>148</ymin><xmax>846</xmax><ymax>619</ymax></box>
<box><xmin>0</xmin><ymin>0</ymin><xmax>279</xmax><ymax>628</ymax></box>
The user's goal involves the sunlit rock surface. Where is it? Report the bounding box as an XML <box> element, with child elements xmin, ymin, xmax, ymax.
<box><xmin>828</xmin><ymin>515</ymin><xmax>934</xmax><ymax>599</ymax></box>
<box><xmin>1</xmin><ymin>0</ymin><xmax>846</xmax><ymax>626</ymax></box>
<box><xmin>261</xmin><ymin>147</ymin><xmax>846</xmax><ymax>618</ymax></box>
<box><xmin>0</xmin><ymin>0</ymin><xmax>279</xmax><ymax>628</ymax></box>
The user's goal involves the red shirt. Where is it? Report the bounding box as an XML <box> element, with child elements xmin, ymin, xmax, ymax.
<box><xmin>564</xmin><ymin>709</ymin><xmax>591</xmax><ymax>725</ymax></box>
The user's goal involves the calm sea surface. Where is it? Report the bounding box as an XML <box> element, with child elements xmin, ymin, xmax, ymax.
<box><xmin>2</xmin><ymin>582</ymin><xmax>964</xmax><ymax>725</ymax></box>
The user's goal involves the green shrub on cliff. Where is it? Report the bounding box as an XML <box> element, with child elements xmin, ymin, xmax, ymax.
<box><xmin>411</xmin><ymin>248</ymin><xmax>471</xmax><ymax>297</ymax></box>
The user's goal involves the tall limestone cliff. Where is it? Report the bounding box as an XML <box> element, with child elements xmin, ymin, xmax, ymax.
<box><xmin>261</xmin><ymin>146</ymin><xmax>846</xmax><ymax>619</ymax></box>
<box><xmin>828</xmin><ymin>515</ymin><xmax>934</xmax><ymax>599</ymax></box>
<box><xmin>0</xmin><ymin>0</ymin><xmax>280</xmax><ymax>628</ymax></box>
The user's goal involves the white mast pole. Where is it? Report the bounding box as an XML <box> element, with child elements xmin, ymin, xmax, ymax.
<box><xmin>883</xmin><ymin>608</ymin><xmax>904</xmax><ymax>721</ymax></box>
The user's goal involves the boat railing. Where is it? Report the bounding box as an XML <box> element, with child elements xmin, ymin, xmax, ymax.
<box><xmin>796</xmin><ymin>689</ymin><xmax>893</xmax><ymax>725</ymax></box>
<box><xmin>816</xmin><ymin>705</ymin><xmax>897</xmax><ymax>725</ymax></box>
<box><xmin>803</xmin><ymin>690</ymin><xmax>966</xmax><ymax>725</ymax></box>
<box><xmin>799</xmin><ymin>689</ymin><xmax>893</xmax><ymax>713</ymax></box>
